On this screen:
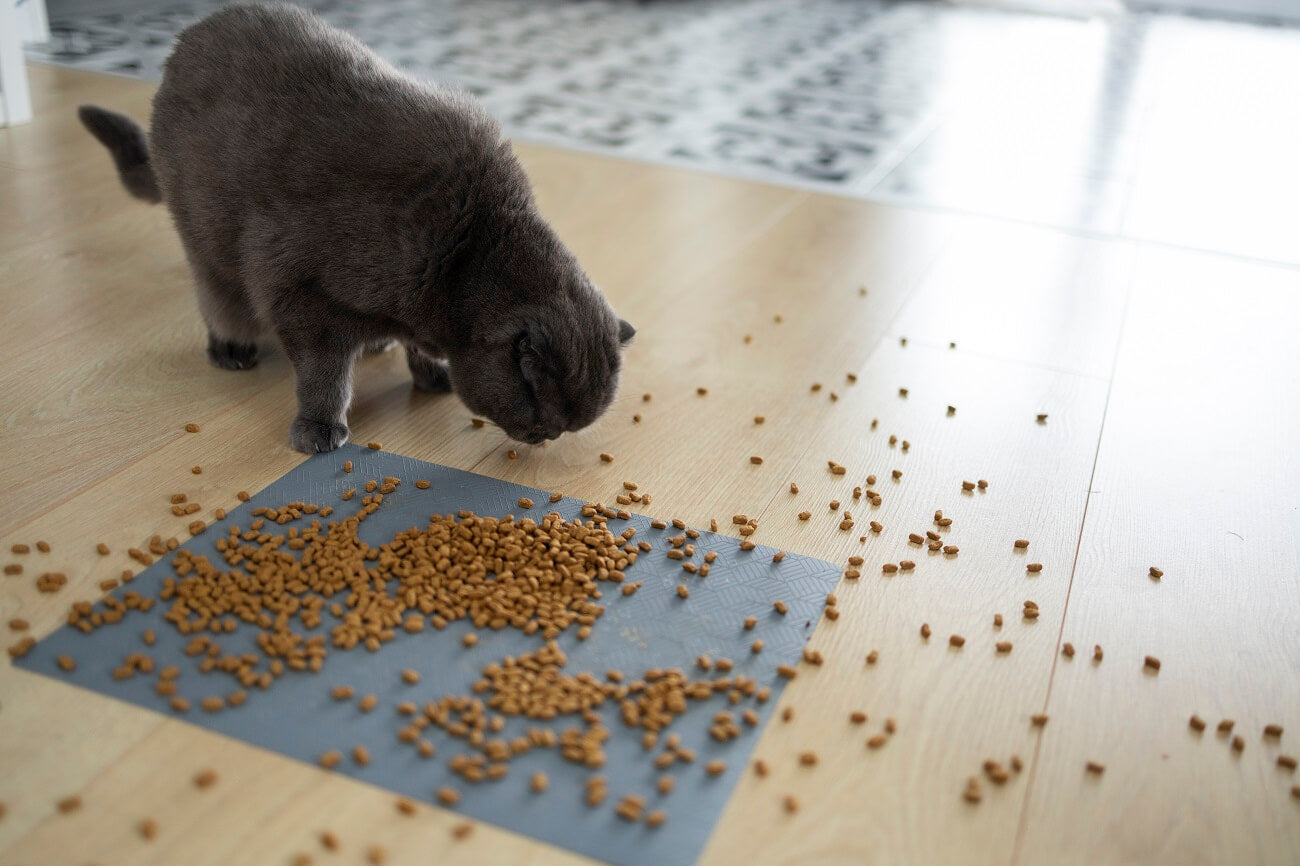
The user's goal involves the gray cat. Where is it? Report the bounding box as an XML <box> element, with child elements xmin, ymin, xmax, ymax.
<box><xmin>78</xmin><ymin>2</ymin><xmax>633</xmax><ymax>453</ymax></box>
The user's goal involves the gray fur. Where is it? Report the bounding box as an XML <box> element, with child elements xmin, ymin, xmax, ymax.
<box><xmin>77</xmin><ymin>2</ymin><xmax>633</xmax><ymax>453</ymax></box>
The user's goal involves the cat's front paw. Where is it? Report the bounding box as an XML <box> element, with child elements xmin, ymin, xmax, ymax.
<box><xmin>289</xmin><ymin>417</ymin><xmax>349</xmax><ymax>454</ymax></box>
<box><xmin>407</xmin><ymin>351</ymin><xmax>452</xmax><ymax>393</ymax></box>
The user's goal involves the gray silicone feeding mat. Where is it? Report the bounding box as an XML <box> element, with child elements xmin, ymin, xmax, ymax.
<box><xmin>18</xmin><ymin>444</ymin><xmax>842</xmax><ymax>865</ymax></box>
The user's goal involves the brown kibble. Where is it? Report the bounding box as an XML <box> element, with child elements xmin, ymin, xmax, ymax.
<box><xmin>750</xmin><ymin>456</ymin><xmax>763</xmax><ymax>465</ymax></box>
<box><xmin>318</xmin><ymin>751</ymin><xmax>342</xmax><ymax>769</ymax></box>
<box><xmin>401</xmin><ymin>669</ymin><xmax>421</xmax><ymax>685</ymax></box>
<box><xmin>517</xmin><ymin>497</ymin><xmax>534</xmax><ymax>509</ymax></box>
<box><xmin>56</xmin><ymin>655</ymin><xmax>76</xmax><ymax>671</ymax></box>
<box><xmin>1031</xmin><ymin>714</ymin><xmax>1049</xmax><ymax>727</ymax></box>
<box><xmin>191</xmin><ymin>465</ymin><xmax>202</xmax><ymax>474</ymax></box>
<box><xmin>705</xmin><ymin>760</ymin><xmax>726</xmax><ymax>776</ymax></box>
<box><xmin>57</xmin><ymin>795</ymin><xmax>82</xmax><ymax>813</ymax></box>
<box><xmin>331</xmin><ymin>686</ymin><xmax>355</xmax><ymax>701</ymax></box>
<box><xmin>1093</xmin><ymin>645</ymin><xmax>1104</xmax><ymax>662</ymax></box>
<box><xmin>751</xmin><ymin>640</ymin><xmax>764</xmax><ymax>653</ymax></box>
<box><xmin>743</xmin><ymin>616</ymin><xmax>757</xmax><ymax>630</ymax></box>
<box><xmin>200</xmin><ymin>696</ymin><xmax>224</xmax><ymax>713</ymax></box>
<box><xmin>920</xmin><ymin>623</ymin><xmax>931</xmax><ymax>639</ymax></box>
<box><xmin>963</xmin><ymin>778</ymin><xmax>982</xmax><ymax>804</ymax></box>
<box><xmin>1144</xmin><ymin>655</ymin><xmax>1161</xmax><ymax>672</ymax></box>
<box><xmin>1037</xmin><ymin>414</ymin><xmax>1048</xmax><ymax>424</ymax></box>
<box><xmin>754</xmin><ymin>416</ymin><xmax>765</xmax><ymax>424</ymax></box>
<box><xmin>1189</xmin><ymin>715</ymin><xmax>1207</xmax><ymax>732</ymax></box>
<box><xmin>1027</xmin><ymin>563</ymin><xmax>1043</xmax><ymax>573</ymax></box>
<box><xmin>783</xmin><ymin>794</ymin><xmax>799</xmax><ymax>813</ymax></box>
<box><xmin>849</xmin><ymin>711</ymin><xmax>868</xmax><ymax>724</ymax></box>
<box><xmin>776</xmin><ymin>665</ymin><xmax>797</xmax><ymax>680</ymax></box>
<box><xmin>994</xmin><ymin>614</ymin><xmax>1004</xmax><ymax>628</ymax></box>
<box><xmin>677</xmin><ymin>585</ymin><xmax>689</xmax><ymax>599</ymax></box>
<box><xmin>3</xmin><ymin>564</ymin><xmax>21</xmax><ymax>575</ymax></box>
<box><xmin>1277</xmin><ymin>755</ymin><xmax>1297</xmax><ymax>771</ymax></box>
<box><xmin>320</xmin><ymin>830</ymin><xmax>340</xmax><ymax>850</ymax></box>
<box><xmin>600</xmin><ymin>452</ymin><xmax>614</xmax><ymax>463</ymax></box>
<box><xmin>996</xmin><ymin>641</ymin><xmax>1013</xmax><ymax>654</ymax></box>
<box><xmin>96</xmin><ymin>542</ymin><xmax>110</xmax><ymax>556</ymax></box>
<box><xmin>358</xmin><ymin>694</ymin><xmax>378</xmax><ymax>712</ymax></box>
<box><xmin>507</xmin><ymin>450</ymin><xmax>518</xmax><ymax>460</ymax></box>
<box><xmin>1014</xmin><ymin>539</ymin><xmax>1029</xmax><ymax>549</ymax></box>
<box><xmin>396</xmin><ymin>798</ymin><xmax>417</xmax><ymax>815</ymax></box>
<box><xmin>462</xmin><ymin>632</ymin><xmax>478</xmax><ymax>648</ymax></box>
<box><xmin>193</xmin><ymin>769</ymin><xmax>218</xmax><ymax>789</ymax></box>
<box><xmin>1232</xmin><ymin>735</ymin><xmax>1245</xmax><ymax>753</ymax></box>
<box><xmin>772</xmin><ymin>600</ymin><xmax>788</xmax><ymax>615</ymax></box>
<box><xmin>367</xmin><ymin>441</ymin><xmax>382</xmax><ymax>450</ymax></box>
<box><xmin>415</xmin><ymin>480</ymin><xmax>430</xmax><ymax>490</ymax></box>
<box><xmin>367</xmin><ymin>844</ymin><xmax>388</xmax><ymax>863</ymax></box>
<box><xmin>1149</xmin><ymin>566</ymin><xmax>1163</xmax><ymax>579</ymax></box>
<box><xmin>1085</xmin><ymin>761</ymin><xmax>1105</xmax><ymax>774</ymax></box>
<box><xmin>1062</xmin><ymin>643</ymin><xmax>1075</xmax><ymax>658</ymax></box>
<box><xmin>645</xmin><ymin>810</ymin><xmax>667</xmax><ymax>828</ymax></box>
<box><xmin>138</xmin><ymin>817</ymin><xmax>158</xmax><ymax>840</ymax></box>
<box><xmin>949</xmin><ymin>634</ymin><xmax>965</xmax><ymax>648</ymax></box>
<box><xmin>798</xmin><ymin>751</ymin><xmax>818</xmax><ymax>767</ymax></box>
<box><xmin>754</xmin><ymin>759</ymin><xmax>769</xmax><ymax>777</ymax></box>
<box><xmin>1218</xmin><ymin>720</ymin><xmax>1236</xmax><ymax>734</ymax></box>
<box><xmin>353</xmin><ymin>746</ymin><xmax>371</xmax><ymax>766</ymax></box>
<box><xmin>1264</xmin><ymin>724</ymin><xmax>1284</xmax><ymax>739</ymax></box>
<box><xmin>866</xmin><ymin>735</ymin><xmax>887</xmax><ymax>749</ymax></box>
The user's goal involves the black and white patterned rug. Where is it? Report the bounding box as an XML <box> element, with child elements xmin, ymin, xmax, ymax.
<box><xmin>25</xmin><ymin>0</ymin><xmax>1300</xmax><ymax>239</ymax></box>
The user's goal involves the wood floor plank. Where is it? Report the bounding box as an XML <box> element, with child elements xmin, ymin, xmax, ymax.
<box><xmin>1015</xmin><ymin>247</ymin><xmax>1300</xmax><ymax>866</ymax></box>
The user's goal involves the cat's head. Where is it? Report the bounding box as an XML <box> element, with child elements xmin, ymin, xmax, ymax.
<box><xmin>445</xmin><ymin>243</ymin><xmax>635</xmax><ymax>444</ymax></box>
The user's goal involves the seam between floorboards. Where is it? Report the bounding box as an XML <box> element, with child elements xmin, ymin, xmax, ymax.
<box><xmin>1007</xmin><ymin>245</ymin><xmax>1140</xmax><ymax>866</ymax></box>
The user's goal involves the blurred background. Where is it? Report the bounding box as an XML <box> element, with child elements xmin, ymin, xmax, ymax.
<box><xmin>19</xmin><ymin>0</ymin><xmax>1300</xmax><ymax>264</ymax></box>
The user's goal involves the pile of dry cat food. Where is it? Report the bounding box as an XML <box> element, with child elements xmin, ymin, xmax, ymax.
<box><xmin>7</xmin><ymin>470</ymin><xmax>806</xmax><ymax>847</ymax></box>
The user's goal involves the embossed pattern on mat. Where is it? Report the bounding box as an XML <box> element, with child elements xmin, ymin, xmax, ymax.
<box><xmin>17</xmin><ymin>443</ymin><xmax>842</xmax><ymax>865</ymax></box>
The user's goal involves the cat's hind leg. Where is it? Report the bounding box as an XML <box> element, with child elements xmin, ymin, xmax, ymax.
<box><xmin>188</xmin><ymin>258</ymin><xmax>263</xmax><ymax>370</ymax></box>
<box><xmin>405</xmin><ymin>344</ymin><xmax>452</xmax><ymax>393</ymax></box>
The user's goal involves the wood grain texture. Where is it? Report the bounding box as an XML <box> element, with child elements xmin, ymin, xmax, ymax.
<box><xmin>2</xmin><ymin>63</ymin><xmax>1297</xmax><ymax>866</ymax></box>
<box><xmin>1015</xmin><ymin>246</ymin><xmax>1300</xmax><ymax>866</ymax></box>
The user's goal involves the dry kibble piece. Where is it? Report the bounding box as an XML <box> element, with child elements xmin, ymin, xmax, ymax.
<box><xmin>1093</xmin><ymin>645</ymin><xmax>1104</xmax><ymax>662</ymax></box>
<box><xmin>772</xmin><ymin>600</ymin><xmax>788</xmax><ymax>615</ymax></box>
<box><xmin>996</xmin><ymin>641</ymin><xmax>1013</xmax><ymax>654</ymax></box>
<box><xmin>645</xmin><ymin>810</ymin><xmax>667</xmax><ymax>828</ymax></box>
<box><xmin>1218</xmin><ymin>720</ymin><xmax>1236</xmax><ymax>734</ymax></box>
<box><xmin>751</xmin><ymin>640</ymin><xmax>764</xmax><ymax>653</ymax></box>
<box><xmin>56</xmin><ymin>655</ymin><xmax>76</xmax><ymax>671</ymax></box>
<box><xmin>353</xmin><ymin>746</ymin><xmax>370</xmax><ymax>766</ymax></box>
<box><xmin>782</xmin><ymin>795</ymin><xmax>799</xmax><ymax>814</ymax></box>
<box><xmin>1062</xmin><ymin>642</ymin><xmax>1075</xmax><ymax>658</ymax></box>
<box><xmin>193</xmin><ymin>769</ymin><xmax>218</xmax><ymax>789</ymax></box>
<box><xmin>57</xmin><ymin>795</ymin><xmax>82</xmax><ymax>813</ymax></box>
<box><xmin>331</xmin><ymin>685</ymin><xmax>355</xmax><ymax>701</ymax></box>
<box><xmin>367</xmin><ymin>844</ymin><xmax>388</xmax><ymax>864</ymax></box>
<box><xmin>1143</xmin><ymin>655</ymin><xmax>1161</xmax><ymax>672</ymax></box>
<box><xmin>396</xmin><ymin>798</ymin><xmax>417</xmax><ymax>815</ymax></box>
<box><xmin>401</xmin><ymin>669</ymin><xmax>421</xmax><ymax>685</ymax></box>
<box><xmin>1149</xmin><ymin>566</ymin><xmax>1163</xmax><ymax>579</ymax></box>
<box><xmin>1031</xmin><ymin>714</ymin><xmax>1049</xmax><ymax>727</ymax></box>
<box><xmin>948</xmin><ymin>634</ymin><xmax>966</xmax><ymax>648</ymax></box>
<box><xmin>1085</xmin><ymin>761</ymin><xmax>1105</xmax><ymax>775</ymax></box>
<box><xmin>754</xmin><ymin>416</ymin><xmax>765</xmax><ymax>424</ymax></box>
<box><xmin>191</xmin><ymin>465</ymin><xmax>202</xmax><ymax>474</ymax></box>
<box><xmin>677</xmin><ymin>585</ymin><xmax>689</xmax><ymax>599</ymax></box>
<box><xmin>750</xmin><ymin>456</ymin><xmax>763</xmax><ymax>465</ymax></box>
<box><xmin>138</xmin><ymin>817</ymin><xmax>158</xmax><ymax>840</ymax></box>
<box><xmin>1232</xmin><ymin>735</ymin><xmax>1245</xmax><ymax>753</ymax></box>
<box><xmin>1036</xmin><ymin>414</ymin><xmax>1048</xmax><ymax>424</ymax></box>
<box><xmin>462</xmin><ymin>632</ymin><xmax>479</xmax><ymax>648</ymax></box>
<box><xmin>517</xmin><ymin>497</ymin><xmax>534</xmax><ymax>509</ymax></box>
<box><xmin>530</xmin><ymin>772</ymin><xmax>549</xmax><ymax>793</ymax></box>
<box><xmin>1014</xmin><ymin>539</ymin><xmax>1029</xmax><ymax>549</ymax></box>
<box><xmin>600</xmin><ymin>452</ymin><xmax>614</xmax><ymax>463</ymax></box>
<box><xmin>1264</xmin><ymin>724</ymin><xmax>1284</xmax><ymax>739</ymax></box>
<box><xmin>1027</xmin><ymin>563</ymin><xmax>1043</xmax><ymax>573</ymax></box>
<box><xmin>320</xmin><ymin>830</ymin><xmax>340</xmax><ymax>851</ymax></box>
<box><xmin>866</xmin><ymin>734</ymin><xmax>887</xmax><ymax>749</ymax></box>
<box><xmin>96</xmin><ymin>543</ymin><xmax>110</xmax><ymax>556</ymax></box>
<box><xmin>849</xmin><ymin>711</ymin><xmax>868</xmax><ymax>724</ymax></box>
<box><xmin>920</xmin><ymin>623</ymin><xmax>931</xmax><ymax>639</ymax></box>
<box><xmin>993</xmin><ymin>614</ymin><xmax>1004</xmax><ymax>628</ymax></box>
<box><xmin>1277</xmin><ymin>755</ymin><xmax>1297</xmax><ymax>771</ymax></box>
<box><xmin>1189</xmin><ymin>715</ymin><xmax>1207</xmax><ymax>732</ymax></box>
<box><xmin>358</xmin><ymin>694</ymin><xmax>378</xmax><ymax>712</ymax></box>
<box><xmin>705</xmin><ymin>760</ymin><xmax>726</xmax><ymax>776</ymax></box>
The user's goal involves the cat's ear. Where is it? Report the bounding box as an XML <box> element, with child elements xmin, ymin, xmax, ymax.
<box><xmin>617</xmin><ymin>319</ymin><xmax>636</xmax><ymax>345</ymax></box>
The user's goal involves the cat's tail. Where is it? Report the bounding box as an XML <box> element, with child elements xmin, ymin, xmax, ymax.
<box><xmin>76</xmin><ymin>105</ymin><xmax>162</xmax><ymax>204</ymax></box>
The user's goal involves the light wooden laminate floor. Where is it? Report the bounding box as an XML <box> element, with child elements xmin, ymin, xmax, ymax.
<box><xmin>1</xmin><ymin>64</ymin><xmax>1297</xmax><ymax>866</ymax></box>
